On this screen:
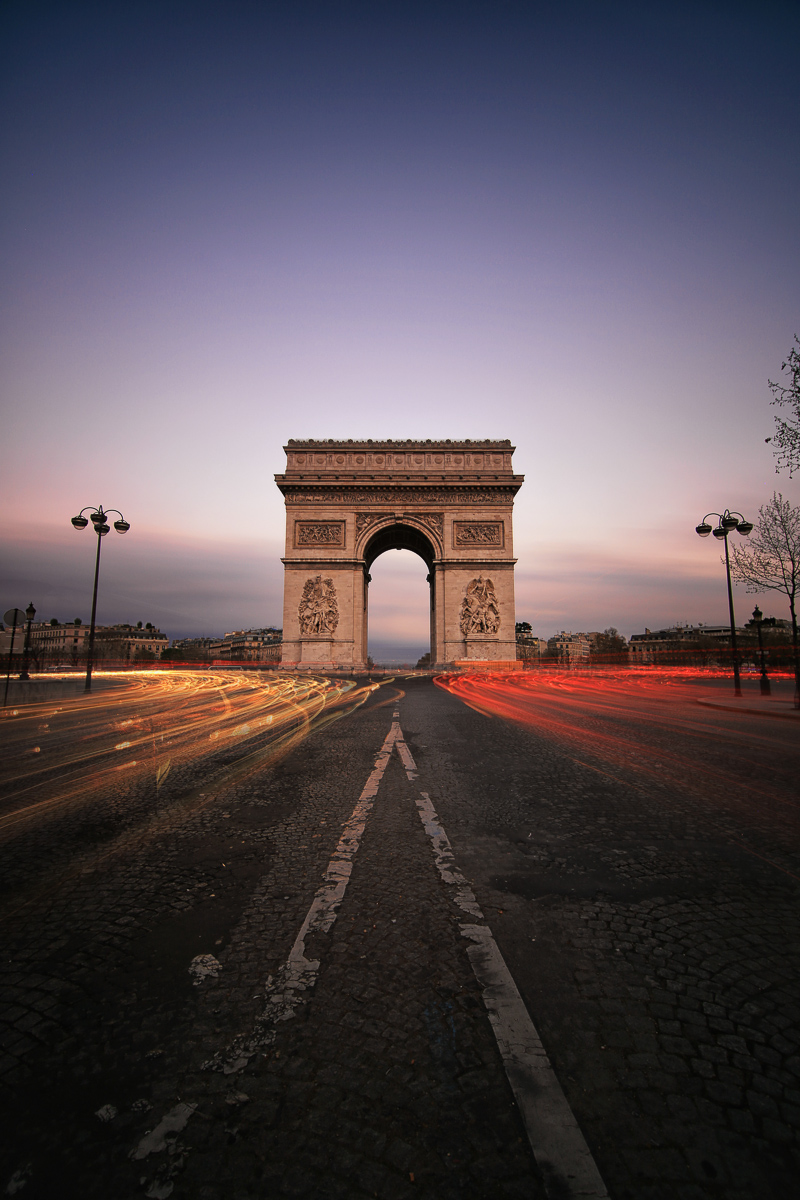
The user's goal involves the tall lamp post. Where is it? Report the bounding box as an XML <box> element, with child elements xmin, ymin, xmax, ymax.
<box><xmin>695</xmin><ymin>509</ymin><xmax>753</xmax><ymax>696</ymax></box>
<box><xmin>71</xmin><ymin>506</ymin><xmax>130</xmax><ymax>693</ymax></box>
<box><xmin>19</xmin><ymin>602</ymin><xmax>37</xmax><ymax>680</ymax></box>
<box><xmin>751</xmin><ymin>606</ymin><xmax>771</xmax><ymax>697</ymax></box>
<box><xmin>3</xmin><ymin>608</ymin><xmax>25</xmax><ymax>707</ymax></box>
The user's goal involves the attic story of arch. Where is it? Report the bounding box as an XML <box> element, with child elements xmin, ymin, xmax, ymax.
<box><xmin>275</xmin><ymin>440</ymin><xmax>523</xmax><ymax>670</ymax></box>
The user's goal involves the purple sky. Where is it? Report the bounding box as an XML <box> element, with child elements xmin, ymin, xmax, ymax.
<box><xmin>2</xmin><ymin>1</ymin><xmax>799</xmax><ymax>660</ymax></box>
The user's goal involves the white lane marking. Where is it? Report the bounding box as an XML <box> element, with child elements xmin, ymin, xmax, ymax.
<box><xmin>412</xmin><ymin>790</ymin><xmax>484</xmax><ymax>920</ymax></box>
<box><xmin>462</xmin><ymin>925</ymin><xmax>608</xmax><ymax>1199</ymax></box>
<box><xmin>395</xmin><ymin>720</ymin><xmax>609</xmax><ymax>1200</ymax></box>
<box><xmin>131</xmin><ymin>1102</ymin><xmax>197</xmax><ymax>1159</ymax></box>
<box><xmin>204</xmin><ymin>718</ymin><xmax>401</xmax><ymax>1074</ymax></box>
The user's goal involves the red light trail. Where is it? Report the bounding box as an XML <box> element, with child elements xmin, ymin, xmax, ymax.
<box><xmin>435</xmin><ymin>669</ymin><xmax>800</xmax><ymax>875</ymax></box>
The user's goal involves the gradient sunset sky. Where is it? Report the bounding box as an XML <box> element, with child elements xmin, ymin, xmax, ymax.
<box><xmin>2</xmin><ymin>1</ymin><xmax>799</xmax><ymax>659</ymax></box>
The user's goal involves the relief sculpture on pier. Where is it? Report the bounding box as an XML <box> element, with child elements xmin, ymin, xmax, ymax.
<box><xmin>298</xmin><ymin>575</ymin><xmax>339</xmax><ymax>635</ymax></box>
<box><xmin>453</xmin><ymin>521</ymin><xmax>503</xmax><ymax>548</ymax></box>
<box><xmin>295</xmin><ymin>522</ymin><xmax>345</xmax><ymax>547</ymax></box>
<box><xmin>460</xmin><ymin>576</ymin><xmax>500</xmax><ymax>636</ymax></box>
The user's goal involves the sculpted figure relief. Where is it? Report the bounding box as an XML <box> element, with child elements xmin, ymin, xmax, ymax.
<box><xmin>460</xmin><ymin>575</ymin><xmax>500</xmax><ymax>636</ymax></box>
<box><xmin>296</xmin><ymin>522</ymin><xmax>344</xmax><ymax>546</ymax></box>
<box><xmin>454</xmin><ymin>521</ymin><xmax>502</xmax><ymax>546</ymax></box>
<box><xmin>418</xmin><ymin>513</ymin><xmax>444</xmax><ymax>539</ymax></box>
<box><xmin>298</xmin><ymin>575</ymin><xmax>339</xmax><ymax>636</ymax></box>
<box><xmin>355</xmin><ymin>513</ymin><xmax>392</xmax><ymax>537</ymax></box>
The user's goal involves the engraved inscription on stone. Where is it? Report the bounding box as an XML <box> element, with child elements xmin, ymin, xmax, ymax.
<box><xmin>298</xmin><ymin>575</ymin><xmax>339</xmax><ymax>635</ymax></box>
<box><xmin>460</xmin><ymin>576</ymin><xmax>500</xmax><ymax>636</ymax></box>
<box><xmin>453</xmin><ymin>521</ymin><xmax>504</xmax><ymax>548</ymax></box>
<box><xmin>295</xmin><ymin>521</ymin><xmax>345</xmax><ymax>547</ymax></box>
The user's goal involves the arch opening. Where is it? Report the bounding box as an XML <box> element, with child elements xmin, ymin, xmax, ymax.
<box><xmin>362</xmin><ymin>522</ymin><xmax>435</xmax><ymax>572</ymax></box>
<box><xmin>363</xmin><ymin>523</ymin><xmax>436</xmax><ymax>668</ymax></box>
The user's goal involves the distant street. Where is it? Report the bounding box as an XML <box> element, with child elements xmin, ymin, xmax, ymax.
<box><xmin>1</xmin><ymin>670</ymin><xmax>799</xmax><ymax>1200</ymax></box>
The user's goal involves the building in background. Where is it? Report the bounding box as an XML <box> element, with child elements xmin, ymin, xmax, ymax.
<box><xmin>25</xmin><ymin>619</ymin><xmax>90</xmax><ymax>664</ymax></box>
<box><xmin>93</xmin><ymin>624</ymin><xmax>169</xmax><ymax>662</ymax></box>
<box><xmin>210</xmin><ymin>628</ymin><xmax>282</xmax><ymax>664</ymax></box>
<box><xmin>547</xmin><ymin>631</ymin><xmax>591</xmax><ymax>663</ymax></box>
<box><xmin>25</xmin><ymin>620</ymin><xmax>167</xmax><ymax>666</ymax></box>
<box><xmin>629</xmin><ymin>620</ymin><xmax>794</xmax><ymax>667</ymax></box>
<box><xmin>515</xmin><ymin>626</ymin><xmax>548</xmax><ymax>664</ymax></box>
<box><xmin>628</xmin><ymin>624</ymin><xmax>740</xmax><ymax>664</ymax></box>
<box><xmin>166</xmin><ymin>637</ymin><xmax>219</xmax><ymax>661</ymax></box>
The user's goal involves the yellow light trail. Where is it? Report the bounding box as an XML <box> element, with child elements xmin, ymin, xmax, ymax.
<box><xmin>0</xmin><ymin>670</ymin><xmax>379</xmax><ymax>842</ymax></box>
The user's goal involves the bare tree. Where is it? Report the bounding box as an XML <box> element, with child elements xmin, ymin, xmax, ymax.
<box><xmin>766</xmin><ymin>336</ymin><xmax>800</xmax><ymax>476</ymax></box>
<box><xmin>730</xmin><ymin>493</ymin><xmax>800</xmax><ymax>707</ymax></box>
<box><xmin>590</xmin><ymin>627</ymin><xmax>628</xmax><ymax>663</ymax></box>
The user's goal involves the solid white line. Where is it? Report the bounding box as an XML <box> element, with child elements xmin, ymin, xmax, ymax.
<box><xmin>394</xmin><ymin>720</ymin><xmax>609</xmax><ymax>1200</ymax></box>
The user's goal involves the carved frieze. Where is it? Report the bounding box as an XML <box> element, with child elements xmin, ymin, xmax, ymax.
<box><xmin>298</xmin><ymin>575</ymin><xmax>339</xmax><ymax>636</ymax></box>
<box><xmin>460</xmin><ymin>576</ymin><xmax>500</xmax><ymax>636</ymax></box>
<box><xmin>285</xmin><ymin>488</ymin><xmax>515</xmax><ymax>505</ymax></box>
<box><xmin>285</xmin><ymin>447</ymin><xmax>512</xmax><ymax>471</ymax></box>
<box><xmin>453</xmin><ymin>521</ymin><xmax>504</xmax><ymax>548</ymax></box>
<box><xmin>295</xmin><ymin>521</ymin><xmax>345</xmax><ymax>548</ymax></box>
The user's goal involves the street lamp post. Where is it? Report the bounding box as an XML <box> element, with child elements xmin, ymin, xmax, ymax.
<box><xmin>3</xmin><ymin>608</ymin><xmax>25</xmax><ymax>707</ymax></box>
<box><xmin>71</xmin><ymin>506</ymin><xmax>130</xmax><ymax>693</ymax></box>
<box><xmin>19</xmin><ymin>602</ymin><xmax>37</xmax><ymax>680</ymax></box>
<box><xmin>751</xmin><ymin>605</ymin><xmax>771</xmax><ymax>697</ymax></box>
<box><xmin>695</xmin><ymin>509</ymin><xmax>753</xmax><ymax>697</ymax></box>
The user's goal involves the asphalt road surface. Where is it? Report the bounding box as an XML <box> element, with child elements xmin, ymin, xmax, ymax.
<box><xmin>1</xmin><ymin>669</ymin><xmax>798</xmax><ymax>1200</ymax></box>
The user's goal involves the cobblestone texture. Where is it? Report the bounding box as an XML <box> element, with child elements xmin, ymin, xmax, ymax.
<box><xmin>1</xmin><ymin>673</ymin><xmax>798</xmax><ymax>1200</ymax></box>
<box><xmin>408</xmin><ymin>677</ymin><xmax>800</xmax><ymax>1199</ymax></box>
<box><xmin>0</xmin><ymin>680</ymin><xmax>544</xmax><ymax>1199</ymax></box>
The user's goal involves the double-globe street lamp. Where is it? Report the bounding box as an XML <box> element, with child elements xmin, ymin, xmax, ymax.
<box><xmin>695</xmin><ymin>509</ymin><xmax>753</xmax><ymax>697</ymax></box>
<box><xmin>71</xmin><ymin>506</ymin><xmax>130</xmax><ymax>692</ymax></box>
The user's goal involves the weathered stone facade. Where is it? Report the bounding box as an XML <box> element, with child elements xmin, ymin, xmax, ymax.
<box><xmin>275</xmin><ymin>439</ymin><xmax>523</xmax><ymax>670</ymax></box>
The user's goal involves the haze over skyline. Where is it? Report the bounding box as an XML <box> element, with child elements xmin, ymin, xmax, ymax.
<box><xmin>2</xmin><ymin>1</ymin><xmax>798</xmax><ymax>659</ymax></box>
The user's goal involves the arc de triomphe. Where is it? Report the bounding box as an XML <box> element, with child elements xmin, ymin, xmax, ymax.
<box><xmin>275</xmin><ymin>439</ymin><xmax>524</xmax><ymax>670</ymax></box>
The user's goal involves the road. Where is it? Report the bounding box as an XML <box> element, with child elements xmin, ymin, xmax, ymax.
<box><xmin>1</xmin><ymin>669</ymin><xmax>798</xmax><ymax>1200</ymax></box>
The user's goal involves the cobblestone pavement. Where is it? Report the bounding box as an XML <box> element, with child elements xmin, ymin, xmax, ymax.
<box><xmin>422</xmin><ymin>672</ymin><xmax>800</xmax><ymax>1200</ymax></box>
<box><xmin>1</xmin><ymin>672</ymin><xmax>798</xmax><ymax>1200</ymax></box>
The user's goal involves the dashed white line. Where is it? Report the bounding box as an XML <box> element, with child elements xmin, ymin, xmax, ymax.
<box><xmin>205</xmin><ymin>717</ymin><xmax>401</xmax><ymax>1073</ymax></box>
<box><xmin>394</xmin><ymin>717</ymin><xmax>609</xmax><ymax>1200</ymax></box>
<box><xmin>202</xmin><ymin>706</ymin><xmax>609</xmax><ymax>1198</ymax></box>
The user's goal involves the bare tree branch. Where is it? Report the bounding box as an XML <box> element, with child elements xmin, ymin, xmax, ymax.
<box><xmin>767</xmin><ymin>335</ymin><xmax>800</xmax><ymax>477</ymax></box>
<box><xmin>730</xmin><ymin>493</ymin><xmax>800</xmax><ymax>705</ymax></box>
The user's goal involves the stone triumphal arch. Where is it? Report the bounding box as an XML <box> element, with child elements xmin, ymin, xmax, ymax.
<box><xmin>275</xmin><ymin>440</ymin><xmax>524</xmax><ymax>670</ymax></box>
